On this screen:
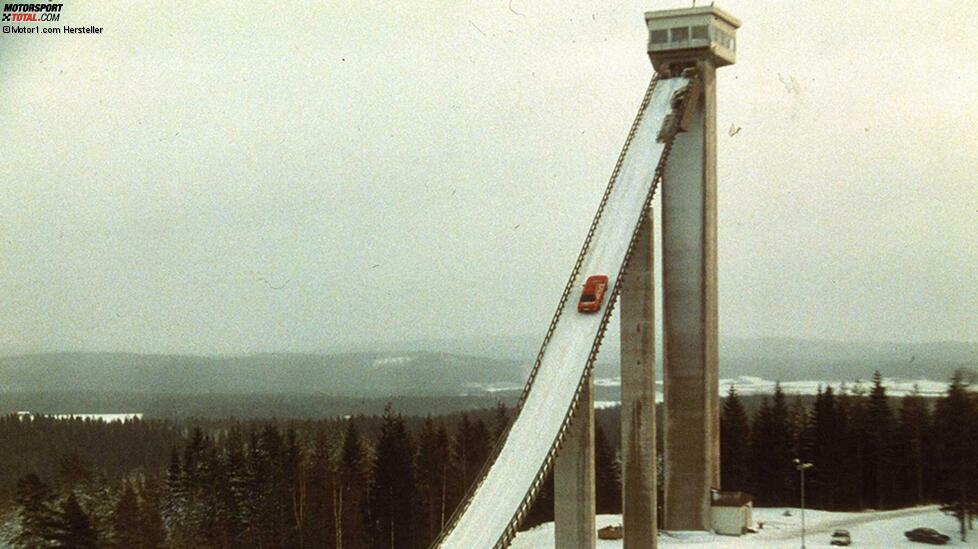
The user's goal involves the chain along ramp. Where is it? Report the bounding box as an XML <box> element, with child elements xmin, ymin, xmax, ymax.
<box><xmin>435</xmin><ymin>74</ymin><xmax>695</xmax><ymax>548</ymax></box>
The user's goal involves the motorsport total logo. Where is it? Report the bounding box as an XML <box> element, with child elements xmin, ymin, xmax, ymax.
<box><xmin>3</xmin><ymin>3</ymin><xmax>63</xmax><ymax>22</ymax></box>
<box><xmin>3</xmin><ymin>2</ymin><xmax>103</xmax><ymax>34</ymax></box>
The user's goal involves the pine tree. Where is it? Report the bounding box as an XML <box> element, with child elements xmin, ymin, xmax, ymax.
<box><xmin>896</xmin><ymin>386</ymin><xmax>930</xmax><ymax>505</ymax></box>
<box><xmin>161</xmin><ymin>445</ymin><xmax>187</xmax><ymax>544</ymax></box>
<box><xmin>750</xmin><ymin>396</ymin><xmax>774</xmax><ymax>504</ymax></box>
<box><xmin>51</xmin><ymin>492</ymin><xmax>99</xmax><ymax>549</ymax></box>
<box><xmin>110</xmin><ymin>479</ymin><xmax>142</xmax><ymax>548</ymax></box>
<box><xmin>790</xmin><ymin>394</ymin><xmax>812</xmax><ymax>463</ymax></box>
<box><xmin>58</xmin><ymin>451</ymin><xmax>94</xmax><ymax>492</ymax></box>
<box><xmin>336</xmin><ymin>420</ymin><xmax>369</xmax><ymax>549</ymax></box>
<box><xmin>239</xmin><ymin>430</ymin><xmax>264</xmax><ymax>547</ymax></box>
<box><xmin>934</xmin><ymin>370</ymin><xmax>978</xmax><ymax>541</ymax></box>
<box><xmin>433</xmin><ymin>424</ymin><xmax>453</xmax><ymax>530</ymax></box>
<box><xmin>226</xmin><ymin>426</ymin><xmax>252</xmax><ymax>542</ymax></box>
<box><xmin>303</xmin><ymin>430</ymin><xmax>336</xmax><ymax>549</ymax></box>
<box><xmin>841</xmin><ymin>381</ymin><xmax>868</xmax><ymax>509</ymax></box>
<box><xmin>595</xmin><ymin>423</ymin><xmax>621</xmax><ymax>514</ymax></box>
<box><xmin>416</xmin><ymin>418</ymin><xmax>448</xmax><ymax>545</ymax></box>
<box><xmin>865</xmin><ymin>371</ymin><xmax>895</xmax><ymax>509</ymax></box>
<box><xmin>251</xmin><ymin>425</ymin><xmax>294</xmax><ymax>548</ymax></box>
<box><xmin>810</xmin><ymin>385</ymin><xmax>845</xmax><ymax>509</ymax></box>
<box><xmin>769</xmin><ymin>383</ymin><xmax>794</xmax><ymax>506</ymax></box>
<box><xmin>720</xmin><ymin>385</ymin><xmax>751</xmax><ymax>493</ymax></box>
<box><xmin>137</xmin><ymin>478</ymin><xmax>168</xmax><ymax>549</ymax></box>
<box><xmin>446</xmin><ymin>412</ymin><xmax>492</xmax><ymax>518</ymax></box>
<box><xmin>452</xmin><ymin>414</ymin><xmax>473</xmax><ymax>494</ymax></box>
<box><xmin>182</xmin><ymin>428</ymin><xmax>206</xmax><ymax>490</ymax></box>
<box><xmin>181</xmin><ymin>427</ymin><xmax>209</xmax><ymax>540</ymax></box>
<box><xmin>460</xmin><ymin>417</ymin><xmax>490</xmax><ymax>495</ymax></box>
<box><xmin>444</xmin><ymin>418</ymin><xmax>466</xmax><ymax>518</ymax></box>
<box><xmin>369</xmin><ymin>404</ymin><xmax>418</xmax><ymax>549</ymax></box>
<box><xmin>13</xmin><ymin>473</ymin><xmax>58</xmax><ymax>548</ymax></box>
<box><xmin>492</xmin><ymin>401</ymin><xmax>510</xmax><ymax>441</ymax></box>
<box><xmin>284</xmin><ymin>427</ymin><xmax>305</xmax><ymax>548</ymax></box>
<box><xmin>200</xmin><ymin>440</ymin><xmax>239</xmax><ymax>547</ymax></box>
<box><xmin>751</xmin><ymin>384</ymin><xmax>793</xmax><ymax>505</ymax></box>
<box><xmin>785</xmin><ymin>393</ymin><xmax>814</xmax><ymax>509</ymax></box>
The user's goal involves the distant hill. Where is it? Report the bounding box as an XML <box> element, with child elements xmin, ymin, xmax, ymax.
<box><xmin>714</xmin><ymin>338</ymin><xmax>978</xmax><ymax>382</ymax></box>
<box><xmin>0</xmin><ymin>352</ymin><xmax>529</xmax><ymax>397</ymax></box>
<box><xmin>339</xmin><ymin>335</ymin><xmax>978</xmax><ymax>383</ymax></box>
<box><xmin>0</xmin><ymin>339</ymin><xmax>973</xmax><ymax>400</ymax></box>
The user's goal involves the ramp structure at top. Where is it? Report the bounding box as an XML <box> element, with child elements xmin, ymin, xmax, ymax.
<box><xmin>435</xmin><ymin>73</ymin><xmax>696</xmax><ymax>548</ymax></box>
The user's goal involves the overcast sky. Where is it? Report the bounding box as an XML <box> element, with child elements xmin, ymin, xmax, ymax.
<box><xmin>1</xmin><ymin>1</ymin><xmax>975</xmax><ymax>355</ymax></box>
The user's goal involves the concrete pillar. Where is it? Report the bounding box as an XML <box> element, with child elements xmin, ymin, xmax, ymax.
<box><xmin>554</xmin><ymin>375</ymin><xmax>596</xmax><ymax>549</ymax></box>
<box><xmin>620</xmin><ymin>212</ymin><xmax>657</xmax><ymax>548</ymax></box>
<box><xmin>661</xmin><ymin>61</ymin><xmax>720</xmax><ymax>532</ymax></box>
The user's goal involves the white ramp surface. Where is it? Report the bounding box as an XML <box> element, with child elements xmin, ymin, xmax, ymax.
<box><xmin>437</xmin><ymin>75</ymin><xmax>691</xmax><ymax>548</ymax></box>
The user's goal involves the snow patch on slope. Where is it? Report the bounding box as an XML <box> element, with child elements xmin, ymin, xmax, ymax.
<box><xmin>372</xmin><ymin>355</ymin><xmax>416</xmax><ymax>366</ymax></box>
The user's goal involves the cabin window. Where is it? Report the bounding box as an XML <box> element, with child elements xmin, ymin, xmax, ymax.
<box><xmin>650</xmin><ymin>29</ymin><xmax>668</xmax><ymax>44</ymax></box>
<box><xmin>692</xmin><ymin>25</ymin><xmax>709</xmax><ymax>40</ymax></box>
<box><xmin>716</xmin><ymin>30</ymin><xmax>730</xmax><ymax>48</ymax></box>
<box><xmin>670</xmin><ymin>27</ymin><xmax>689</xmax><ymax>42</ymax></box>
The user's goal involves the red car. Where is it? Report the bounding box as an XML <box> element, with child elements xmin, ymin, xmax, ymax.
<box><xmin>577</xmin><ymin>275</ymin><xmax>609</xmax><ymax>313</ymax></box>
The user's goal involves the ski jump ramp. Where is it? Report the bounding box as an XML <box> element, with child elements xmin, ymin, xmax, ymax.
<box><xmin>436</xmin><ymin>74</ymin><xmax>695</xmax><ymax>548</ymax></box>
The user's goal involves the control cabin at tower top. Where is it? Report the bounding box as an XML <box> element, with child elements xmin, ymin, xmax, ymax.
<box><xmin>645</xmin><ymin>5</ymin><xmax>740</xmax><ymax>76</ymax></box>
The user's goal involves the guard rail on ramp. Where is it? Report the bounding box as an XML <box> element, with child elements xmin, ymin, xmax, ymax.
<box><xmin>435</xmin><ymin>74</ymin><xmax>694</xmax><ymax>549</ymax></box>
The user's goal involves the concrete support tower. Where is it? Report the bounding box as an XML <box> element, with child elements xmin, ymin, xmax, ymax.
<box><xmin>620</xmin><ymin>213</ymin><xmax>657</xmax><ymax>548</ymax></box>
<box><xmin>645</xmin><ymin>6</ymin><xmax>740</xmax><ymax>532</ymax></box>
<box><xmin>554</xmin><ymin>376</ymin><xmax>596</xmax><ymax>548</ymax></box>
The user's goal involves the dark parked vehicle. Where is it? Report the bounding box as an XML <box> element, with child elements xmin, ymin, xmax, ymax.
<box><xmin>904</xmin><ymin>527</ymin><xmax>951</xmax><ymax>545</ymax></box>
<box><xmin>597</xmin><ymin>524</ymin><xmax>623</xmax><ymax>540</ymax></box>
<box><xmin>830</xmin><ymin>529</ymin><xmax>851</xmax><ymax>546</ymax></box>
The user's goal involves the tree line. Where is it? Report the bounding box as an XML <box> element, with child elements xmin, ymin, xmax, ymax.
<box><xmin>721</xmin><ymin>370</ymin><xmax>978</xmax><ymax>539</ymax></box>
<box><xmin>4</xmin><ymin>370</ymin><xmax>976</xmax><ymax>547</ymax></box>
<box><xmin>4</xmin><ymin>402</ymin><xmax>621</xmax><ymax>548</ymax></box>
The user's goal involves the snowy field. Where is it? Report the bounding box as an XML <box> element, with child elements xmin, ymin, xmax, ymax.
<box><xmin>591</xmin><ymin>376</ymin><xmax>951</xmax><ymax>408</ymax></box>
<box><xmin>512</xmin><ymin>506</ymin><xmax>977</xmax><ymax>548</ymax></box>
<box><xmin>471</xmin><ymin>376</ymin><xmax>953</xmax><ymax>404</ymax></box>
<box><xmin>15</xmin><ymin>411</ymin><xmax>143</xmax><ymax>422</ymax></box>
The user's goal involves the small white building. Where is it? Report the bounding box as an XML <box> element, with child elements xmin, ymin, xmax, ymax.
<box><xmin>710</xmin><ymin>490</ymin><xmax>753</xmax><ymax>536</ymax></box>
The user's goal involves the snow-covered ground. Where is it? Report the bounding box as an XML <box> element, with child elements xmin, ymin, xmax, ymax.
<box><xmin>471</xmin><ymin>376</ymin><xmax>953</xmax><ymax>404</ymax></box>
<box><xmin>601</xmin><ymin>377</ymin><xmax>950</xmax><ymax>408</ymax></box>
<box><xmin>512</xmin><ymin>506</ymin><xmax>977</xmax><ymax>548</ymax></box>
<box><xmin>15</xmin><ymin>411</ymin><xmax>143</xmax><ymax>422</ymax></box>
<box><xmin>720</xmin><ymin>377</ymin><xmax>950</xmax><ymax>398</ymax></box>
<box><xmin>371</xmin><ymin>355</ymin><xmax>416</xmax><ymax>366</ymax></box>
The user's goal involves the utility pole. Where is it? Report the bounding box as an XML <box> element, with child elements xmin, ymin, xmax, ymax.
<box><xmin>794</xmin><ymin>459</ymin><xmax>813</xmax><ymax>549</ymax></box>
